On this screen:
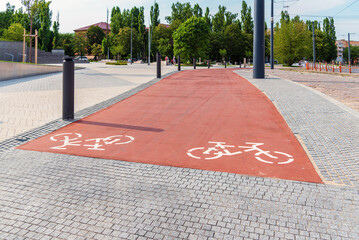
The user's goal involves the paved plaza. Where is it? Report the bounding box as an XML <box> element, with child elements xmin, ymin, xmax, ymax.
<box><xmin>0</xmin><ymin>63</ymin><xmax>178</xmax><ymax>141</ymax></box>
<box><xmin>0</xmin><ymin>64</ymin><xmax>358</xmax><ymax>239</ymax></box>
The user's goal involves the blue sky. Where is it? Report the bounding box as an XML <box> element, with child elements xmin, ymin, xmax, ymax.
<box><xmin>2</xmin><ymin>0</ymin><xmax>359</xmax><ymax>40</ymax></box>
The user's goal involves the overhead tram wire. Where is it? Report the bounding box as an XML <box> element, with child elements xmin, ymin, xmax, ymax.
<box><xmin>333</xmin><ymin>0</ymin><xmax>359</xmax><ymax>17</ymax></box>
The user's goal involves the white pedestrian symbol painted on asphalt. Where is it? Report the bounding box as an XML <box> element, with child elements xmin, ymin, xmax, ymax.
<box><xmin>50</xmin><ymin>133</ymin><xmax>134</xmax><ymax>151</ymax></box>
<box><xmin>187</xmin><ymin>142</ymin><xmax>294</xmax><ymax>164</ymax></box>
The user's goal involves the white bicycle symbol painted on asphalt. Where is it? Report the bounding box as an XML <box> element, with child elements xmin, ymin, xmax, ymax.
<box><xmin>187</xmin><ymin>142</ymin><xmax>294</xmax><ymax>164</ymax></box>
<box><xmin>50</xmin><ymin>133</ymin><xmax>134</xmax><ymax>151</ymax></box>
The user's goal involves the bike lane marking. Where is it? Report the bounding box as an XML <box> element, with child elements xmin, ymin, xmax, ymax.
<box><xmin>18</xmin><ymin>69</ymin><xmax>323</xmax><ymax>184</ymax></box>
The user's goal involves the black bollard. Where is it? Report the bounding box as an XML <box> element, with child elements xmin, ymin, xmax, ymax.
<box><xmin>178</xmin><ymin>55</ymin><xmax>181</xmax><ymax>71</ymax></box>
<box><xmin>193</xmin><ymin>57</ymin><xmax>196</xmax><ymax>69</ymax></box>
<box><xmin>239</xmin><ymin>61</ymin><xmax>242</xmax><ymax>68</ymax></box>
<box><xmin>63</xmin><ymin>57</ymin><xmax>74</xmax><ymax>120</ymax></box>
<box><xmin>225</xmin><ymin>60</ymin><xmax>227</xmax><ymax>68</ymax></box>
<box><xmin>157</xmin><ymin>52</ymin><xmax>161</xmax><ymax>78</ymax></box>
<box><xmin>208</xmin><ymin>59</ymin><xmax>210</xmax><ymax>69</ymax></box>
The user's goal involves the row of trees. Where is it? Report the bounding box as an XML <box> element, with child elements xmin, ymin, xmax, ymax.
<box><xmin>0</xmin><ymin>1</ymin><xmax>59</xmax><ymax>52</ymax></box>
<box><xmin>103</xmin><ymin>1</ymin><xmax>256</xmax><ymax>63</ymax></box>
<box><xmin>274</xmin><ymin>11</ymin><xmax>338</xmax><ymax>65</ymax></box>
<box><xmin>1</xmin><ymin>1</ymin><xmax>347</xmax><ymax>65</ymax></box>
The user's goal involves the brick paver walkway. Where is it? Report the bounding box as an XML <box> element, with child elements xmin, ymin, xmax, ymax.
<box><xmin>0</xmin><ymin>68</ymin><xmax>358</xmax><ymax>239</ymax></box>
<box><xmin>266</xmin><ymin>68</ymin><xmax>359</xmax><ymax>112</ymax></box>
<box><xmin>237</xmin><ymin>70</ymin><xmax>359</xmax><ymax>188</ymax></box>
<box><xmin>0</xmin><ymin>63</ymin><xmax>177</xmax><ymax>141</ymax></box>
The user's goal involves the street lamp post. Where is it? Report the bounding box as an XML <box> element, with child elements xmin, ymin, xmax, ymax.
<box><xmin>312</xmin><ymin>22</ymin><xmax>316</xmax><ymax>70</ymax></box>
<box><xmin>253</xmin><ymin>0</ymin><xmax>265</xmax><ymax>78</ymax></box>
<box><xmin>270</xmin><ymin>0</ymin><xmax>274</xmax><ymax>69</ymax></box>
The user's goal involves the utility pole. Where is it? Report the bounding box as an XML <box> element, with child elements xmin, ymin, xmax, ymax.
<box><xmin>312</xmin><ymin>22</ymin><xmax>316</xmax><ymax>69</ymax></box>
<box><xmin>148</xmin><ymin>20</ymin><xmax>151</xmax><ymax>65</ymax></box>
<box><xmin>253</xmin><ymin>0</ymin><xmax>265</xmax><ymax>78</ymax></box>
<box><xmin>107</xmin><ymin>8</ymin><xmax>109</xmax><ymax>60</ymax></box>
<box><xmin>131</xmin><ymin>13</ymin><xmax>133</xmax><ymax>65</ymax></box>
<box><xmin>270</xmin><ymin>0</ymin><xmax>274</xmax><ymax>69</ymax></box>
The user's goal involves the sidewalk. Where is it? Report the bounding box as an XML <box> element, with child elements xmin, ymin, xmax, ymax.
<box><xmin>0</xmin><ymin>62</ymin><xmax>178</xmax><ymax>141</ymax></box>
<box><xmin>0</xmin><ymin>68</ymin><xmax>358</xmax><ymax>239</ymax></box>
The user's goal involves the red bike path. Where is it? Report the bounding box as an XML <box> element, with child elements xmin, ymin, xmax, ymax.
<box><xmin>18</xmin><ymin>69</ymin><xmax>323</xmax><ymax>183</ymax></box>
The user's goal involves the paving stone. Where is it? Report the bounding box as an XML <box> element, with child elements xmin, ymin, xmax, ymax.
<box><xmin>0</xmin><ymin>69</ymin><xmax>358</xmax><ymax>239</ymax></box>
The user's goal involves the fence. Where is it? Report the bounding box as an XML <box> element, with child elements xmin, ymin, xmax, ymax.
<box><xmin>305</xmin><ymin>62</ymin><xmax>359</xmax><ymax>74</ymax></box>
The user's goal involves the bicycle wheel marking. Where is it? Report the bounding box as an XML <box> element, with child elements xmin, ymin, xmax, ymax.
<box><xmin>50</xmin><ymin>133</ymin><xmax>135</xmax><ymax>151</ymax></box>
<box><xmin>187</xmin><ymin>141</ymin><xmax>294</xmax><ymax>164</ymax></box>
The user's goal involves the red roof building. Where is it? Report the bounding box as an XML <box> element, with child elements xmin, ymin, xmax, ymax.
<box><xmin>74</xmin><ymin>22</ymin><xmax>111</xmax><ymax>34</ymax></box>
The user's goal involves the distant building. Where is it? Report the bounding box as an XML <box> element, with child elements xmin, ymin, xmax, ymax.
<box><xmin>336</xmin><ymin>39</ymin><xmax>359</xmax><ymax>62</ymax></box>
<box><xmin>74</xmin><ymin>22</ymin><xmax>111</xmax><ymax>35</ymax></box>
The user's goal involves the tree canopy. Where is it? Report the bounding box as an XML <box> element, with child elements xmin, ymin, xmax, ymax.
<box><xmin>173</xmin><ymin>16</ymin><xmax>210</xmax><ymax>61</ymax></box>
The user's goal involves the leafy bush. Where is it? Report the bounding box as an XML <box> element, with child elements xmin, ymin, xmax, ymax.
<box><xmin>106</xmin><ymin>60</ymin><xmax>127</xmax><ymax>65</ymax></box>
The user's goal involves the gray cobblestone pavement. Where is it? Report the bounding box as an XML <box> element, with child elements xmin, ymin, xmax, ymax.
<box><xmin>0</xmin><ymin>150</ymin><xmax>358</xmax><ymax>240</ymax></box>
<box><xmin>236</xmin><ymin>70</ymin><xmax>359</xmax><ymax>188</ymax></box>
<box><xmin>0</xmin><ymin>68</ymin><xmax>358</xmax><ymax>239</ymax></box>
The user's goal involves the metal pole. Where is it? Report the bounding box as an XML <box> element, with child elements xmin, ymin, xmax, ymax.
<box><xmin>348</xmin><ymin>33</ymin><xmax>351</xmax><ymax>66</ymax></box>
<box><xmin>63</xmin><ymin>57</ymin><xmax>74</xmax><ymax>120</ymax></box>
<box><xmin>23</xmin><ymin>28</ymin><xmax>26</xmax><ymax>62</ymax></box>
<box><xmin>148</xmin><ymin>24</ymin><xmax>150</xmax><ymax>65</ymax></box>
<box><xmin>225</xmin><ymin>60</ymin><xmax>227</xmax><ymax>68</ymax></box>
<box><xmin>178</xmin><ymin>55</ymin><xmax>181</xmax><ymax>71</ymax></box>
<box><xmin>35</xmin><ymin>29</ymin><xmax>38</xmax><ymax>64</ymax></box>
<box><xmin>157</xmin><ymin>52</ymin><xmax>161</xmax><ymax>78</ymax></box>
<box><xmin>253</xmin><ymin>0</ymin><xmax>265</xmax><ymax>78</ymax></box>
<box><xmin>131</xmin><ymin>14</ymin><xmax>133</xmax><ymax>65</ymax></box>
<box><xmin>312</xmin><ymin>22</ymin><xmax>316</xmax><ymax>69</ymax></box>
<box><xmin>270</xmin><ymin>0</ymin><xmax>274</xmax><ymax>69</ymax></box>
<box><xmin>208</xmin><ymin>59</ymin><xmax>210</xmax><ymax>69</ymax></box>
<box><xmin>193</xmin><ymin>57</ymin><xmax>196</xmax><ymax>69</ymax></box>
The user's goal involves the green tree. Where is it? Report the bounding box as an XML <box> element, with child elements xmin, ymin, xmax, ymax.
<box><xmin>204</xmin><ymin>7</ymin><xmax>211</xmax><ymax>29</ymax></box>
<box><xmin>219</xmin><ymin>49</ymin><xmax>227</xmax><ymax>63</ymax></box>
<box><xmin>165</xmin><ymin>2</ymin><xmax>193</xmax><ymax>25</ymax></box>
<box><xmin>13</xmin><ymin>7</ymin><xmax>29</xmax><ymax>30</ymax></box>
<box><xmin>101</xmin><ymin>37</ymin><xmax>109</xmax><ymax>58</ymax></box>
<box><xmin>117</xmin><ymin>27</ymin><xmax>138</xmax><ymax>59</ymax></box>
<box><xmin>193</xmin><ymin>4</ymin><xmax>202</xmax><ymax>18</ymax></box>
<box><xmin>21</xmin><ymin>0</ymin><xmax>37</xmax><ymax>62</ymax></box>
<box><xmin>173</xmin><ymin>16</ymin><xmax>210</xmax><ymax>61</ymax></box>
<box><xmin>52</xmin><ymin>13</ymin><xmax>59</xmax><ymax>48</ymax></box>
<box><xmin>274</xmin><ymin>12</ymin><xmax>311</xmax><ymax>65</ymax></box>
<box><xmin>58</xmin><ymin>33</ymin><xmax>75</xmax><ymax>56</ymax></box>
<box><xmin>0</xmin><ymin>3</ymin><xmax>15</xmax><ymax>37</ymax></box>
<box><xmin>91</xmin><ymin>43</ymin><xmax>102</xmax><ymax>61</ymax></box>
<box><xmin>3</xmin><ymin>23</ymin><xmax>24</xmax><ymax>41</ymax></box>
<box><xmin>224</xmin><ymin>22</ymin><xmax>246</xmax><ymax>63</ymax></box>
<box><xmin>212</xmin><ymin>6</ymin><xmax>238</xmax><ymax>33</ymax></box>
<box><xmin>152</xmin><ymin>24</ymin><xmax>173</xmax><ymax>58</ymax></box>
<box><xmin>322</xmin><ymin>17</ymin><xmax>337</xmax><ymax>62</ymax></box>
<box><xmin>86</xmin><ymin>25</ymin><xmax>105</xmax><ymax>54</ymax></box>
<box><xmin>150</xmin><ymin>2</ymin><xmax>160</xmax><ymax>27</ymax></box>
<box><xmin>212</xmin><ymin>6</ymin><xmax>226</xmax><ymax>33</ymax></box>
<box><xmin>343</xmin><ymin>46</ymin><xmax>359</xmax><ymax>64</ymax></box>
<box><xmin>110</xmin><ymin>7</ymin><xmax>122</xmax><ymax>35</ymax></box>
<box><xmin>241</xmin><ymin>0</ymin><xmax>253</xmax><ymax>34</ymax></box>
<box><xmin>37</xmin><ymin>0</ymin><xmax>52</xmax><ymax>51</ymax></box>
<box><xmin>74</xmin><ymin>33</ymin><xmax>87</xmax><ymax>57</ymax></box>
